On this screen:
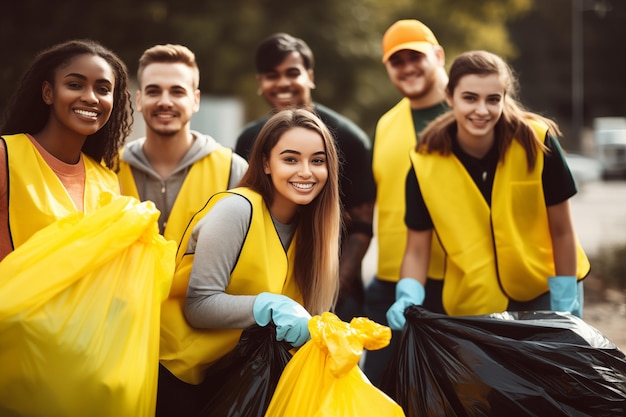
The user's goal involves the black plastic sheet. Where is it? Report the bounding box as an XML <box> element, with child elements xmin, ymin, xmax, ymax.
<box><xmin>381</xmin><ymin>306</ymin><xmax>626</xmax><ymax>417</ymax></box>
<box><xmin>196</xmin><ymin>324</ymin><xmax>292</xmax><ymax>417</ymax></box>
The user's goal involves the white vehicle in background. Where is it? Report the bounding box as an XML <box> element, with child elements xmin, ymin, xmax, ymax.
<box><xmin>593</xmin><ymin>117</ymin><xmax>626</xmax><ymax>179</ymax></box>
<box><xmin>565</xmin><ymin>152</ymin><xmax>602</xmax><ymax>188</ymax></box>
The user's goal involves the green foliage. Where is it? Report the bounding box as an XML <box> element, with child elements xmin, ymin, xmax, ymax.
<box><xmin>589</xmin><ymin>243</ymin><xmax>626</xmax><ymax>290</ymax></box>
<box><xmin>0</xmin><ymin>0</ymin><xmax>534</xmax><ymax>137</ymax></box>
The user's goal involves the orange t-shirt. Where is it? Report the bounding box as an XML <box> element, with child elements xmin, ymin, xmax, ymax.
<box><xmin>0</xmin><ymin>135</ymin><xmax>86</xmax><ymax>261</ymax></box>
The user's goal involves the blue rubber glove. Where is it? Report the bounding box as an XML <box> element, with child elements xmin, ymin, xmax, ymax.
<box><xmin>548</xmin><ymin>276</ymin><xmax>582</xmax><ymax>318</ymax></box>
<box><xmin>386</xmin><ymin>278</ymin><xmax>426</xmax><ymax>330</ymax></box>
<box><xmin>253</xmin><ymin>292</ymin><xmax>311</xmax><ymax>347</ymax></box>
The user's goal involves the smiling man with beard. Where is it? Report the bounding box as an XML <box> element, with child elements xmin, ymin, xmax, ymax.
<box><xmin>118</xmin><ymin>44</ymin><xmax>248</xmax><ymax>244</ymax></box>
<box><xmin>363</xmin><ymin>19</ymin><xmax>450</xmax><ymax>388</ymax></box>
<box><xmin>116</xmin><ymin>44</ymin><xmax>248</xmax><ymax>417</ymax></box>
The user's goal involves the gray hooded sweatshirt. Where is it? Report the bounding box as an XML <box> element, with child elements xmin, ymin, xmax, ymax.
<box><xmin>121</xmin><ymin>131</ymin><xmax>248</xmax><ymax>233</ymax></box>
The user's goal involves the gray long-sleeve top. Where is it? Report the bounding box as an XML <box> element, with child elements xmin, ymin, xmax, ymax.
<box><xmin>184</xmin><ymin>194</ymin><xmax>295</xmax><ymax>329</ymax></box>
<box><xmin>121</xmin><ymin>131</ymin><xmax>248</xmax><ymax>233</ymax></box>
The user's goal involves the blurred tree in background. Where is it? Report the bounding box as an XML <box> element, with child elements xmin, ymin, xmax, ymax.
<box><xmin>1</xmin><ymin>0</ymin><xmax>624</xmax><ymax>146</ymax></box>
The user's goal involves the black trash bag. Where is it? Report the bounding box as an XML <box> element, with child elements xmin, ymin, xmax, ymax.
<box><xmin>380</xmin><ymin>306</ymin><xmax>626</xmax><ymax>417</ymax></box>
<box><xmin>195</xmin><ymin>324</ymin><xmax>292</xmax><ymax>417</ymax></box>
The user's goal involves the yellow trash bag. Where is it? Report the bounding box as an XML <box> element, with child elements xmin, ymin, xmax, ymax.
<box><xmin>0</xmin><ymin>192</ymin><xmax>176</xmax><ymax>417</ymax></box>
<box><xmin>264</xmin><ymin>312</ymin><xmax>405</xmax><ymax>417</ymax></box>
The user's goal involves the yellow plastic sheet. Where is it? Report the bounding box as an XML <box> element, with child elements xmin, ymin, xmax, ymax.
<box><xmin>264</xmin><ymin>312</ymin><xmax>405</xmax><ymax>417</ymax></box>
<box><xmin>0</xmin><ymin>192</ymin><xmax>175</xmax><ymax>417</ymax></box>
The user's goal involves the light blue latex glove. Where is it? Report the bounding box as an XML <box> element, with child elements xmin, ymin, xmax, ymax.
<box><xmin>386</xmin><ymin>278</ymin><xmax>426</xmax><ymax>330</ymax></box>
<box><xmin>548</xmin><ymin>276</ymin><xmax>582</xmax><ymax>318</ymax></box>
<box><xmin>253</xmin><ymin>292</ymin><xmax>311</xmax><ymax>347</ymax></box>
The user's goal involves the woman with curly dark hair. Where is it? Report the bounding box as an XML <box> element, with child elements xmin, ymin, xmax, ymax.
<box><xmin>0</xmin><ymin>38</ymin><xmax>133</xmax><ymax>260</ymax></box>
<box><xmin>0</xmin><ymin>40</ymin><xmax>179</xmax><ymax>417</ymax></box>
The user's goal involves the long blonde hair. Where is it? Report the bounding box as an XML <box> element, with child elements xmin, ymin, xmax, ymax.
<box><xmin>238</xmin><ymin>108</ymin><xmax>341</xmax><ymax>314</ymax></box>
<box><xmin>419</xmin><ymin>50</ymin><xmax>559</xmax><ymax>171</ymax></box>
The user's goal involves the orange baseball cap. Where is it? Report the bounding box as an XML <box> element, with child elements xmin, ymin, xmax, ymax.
<box><xmin>382</xmin><ymin>19</ymin><xmax>439</xmax><ymax>63</ymax></box>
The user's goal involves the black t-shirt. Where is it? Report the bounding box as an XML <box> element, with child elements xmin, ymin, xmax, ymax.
<box><xmin>405</xmin><ymin>131</ymin><xmax>577</xmax><ymax>230</ymax></box>
<box><xmin>235</xmin><ymin>103</ymin><xmax>376</xmax><ymax>209</ymax></box>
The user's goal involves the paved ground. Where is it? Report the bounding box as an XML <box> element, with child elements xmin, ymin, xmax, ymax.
<box><xmin>570</xmin><ymin>179</ymin><xmax>626</xmax><ymax>351</ymax></box>
<box><xmin>583</xmin><ymin>286</ymin><xmax>626</xmax><ymax>351</ymax></box>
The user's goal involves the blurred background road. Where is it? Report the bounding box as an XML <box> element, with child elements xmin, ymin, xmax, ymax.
<box><xmin>571</xmin><ymin>180</ymin><xmax>626</xmax><ymax>255</ymax></box>
<box><xmin>570</xmin><ymin>179</ymin><xmax>626</xmax><ymax>350</ymax></box>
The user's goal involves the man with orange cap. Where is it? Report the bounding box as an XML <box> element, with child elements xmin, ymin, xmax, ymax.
<box><xmin>363</xmin><ymin>19</ymin><xmax>449</xmax><ymax>386</ymax></box>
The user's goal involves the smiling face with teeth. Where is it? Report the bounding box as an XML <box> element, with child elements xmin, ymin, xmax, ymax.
<box><xmin>42</xmin><ymin>54</ymin><xmax>115</xmax><ymax>139</ymax></box>
<box><xmin>257</xmin><ymin>52</ymin><xmax>315</xmax><ymax>111</ymax></box>
<box><xmin>263</xmin><ymin>126</ymin><xmax>328</xmax><ymax>224</ymax></box>
<box><xmin>136</xmin><ymin>62</ymin><xmax>200</xmax><ymax>138</ymax></box>
<box><xmin>446</xmin><ymin>73</ymin><xmax>504</xmax><ymax>158</ymax></box>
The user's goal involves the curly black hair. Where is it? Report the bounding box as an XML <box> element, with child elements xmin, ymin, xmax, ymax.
<box><xmin>0</xmin><ymin>39</ymin><xmax>133</xmax><ymax>169</ymax></box>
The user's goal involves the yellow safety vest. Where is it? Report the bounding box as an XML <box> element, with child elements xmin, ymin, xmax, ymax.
<box><xmin>3</xmin><ymin>133</ymin><xmax>119</xmax><ymax>249</ymax></box>
<box><xmin>159</xmin><ymin>187</ymin><xmax>302</xmax><ymax>384</ymax></box>
<box><xmin>372</xmin><ymin>98</ymin><xmax>445</xmax><ymax>281</ymax></box>
<box><xmin>411</xmin><ymin>121</ymin><xmax>589</xmax><ymax>315</ymax></box>
<box><xmin>117</xmin><ymin>146</ymin><xmax>233</xmax><ymax>247</ymax></box>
